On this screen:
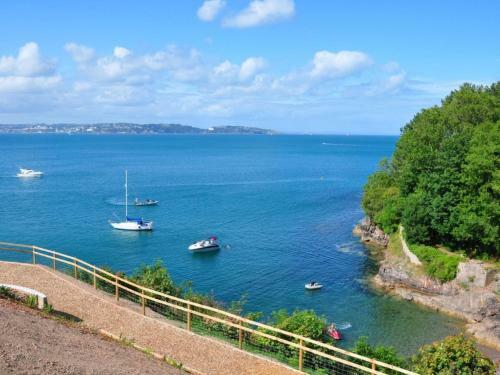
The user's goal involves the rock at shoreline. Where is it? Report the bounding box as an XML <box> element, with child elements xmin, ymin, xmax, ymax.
<box><xmin>353</xmin><ymin>217</ymin><xmax>389</xmax><ymax>247</ymax></box>
<box><xmin>356</xmin><ymin>217</ymin><xmax>500</xmax><ymax>351</ymax></box>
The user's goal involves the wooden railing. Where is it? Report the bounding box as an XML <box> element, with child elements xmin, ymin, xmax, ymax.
<box><xmin>0</xmin><ymin>241</ymin><xmax>417</xmax><ymax>375</ymax></box>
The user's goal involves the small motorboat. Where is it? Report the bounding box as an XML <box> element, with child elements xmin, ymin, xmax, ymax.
<box><xmin>16</xmin><ymin>168</ymin><xmax>43</xmax><ymax>178</ymax></box>
<box><xmin>134</xmin><ymin>198</ymin><xmax>159</xmax><ymax>206</ymax></box>
<box><xmin>305</xmin><ymin>281</ymin><xmax>323</xmax><ymax>290</ymax></box>
<box><xmin>188</xmin><ymin>236</ymin><xmax>220</xmax><ymax>252</ymax></box>
<box><xmin>327</xmin><ymin>324</ymin><xmax>342</xmax><ymax>341</ymax></box>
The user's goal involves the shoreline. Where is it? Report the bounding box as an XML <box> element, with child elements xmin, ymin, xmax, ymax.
<box><xmin>354</xmin><ymin>218</ymin><xmax>500</xmax><ymax>356</ymax></box>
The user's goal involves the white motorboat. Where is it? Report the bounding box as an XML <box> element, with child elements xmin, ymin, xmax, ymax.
<box><xmin>16</xmin><ymin>168</ymin><xmax>43</xmax><ymax>178</ymax></box>
<box><xmin>188</xmin><ymin>237</ymin><xmax>220</xmax><ymax>252</ymax></box>
<box><xmin>110</xmin><ymin>171</ymin><xmax>153</xmax><ymax>231</ymax></box>
<box><xmin>134</xmin><ymin>198</ymin><xmax>159</xmax><ymax>206</ymax></box>
<box><xmin>305</xmin><ymin>281</ymin><xmax>323</xmax><ymax>290</ymax></box>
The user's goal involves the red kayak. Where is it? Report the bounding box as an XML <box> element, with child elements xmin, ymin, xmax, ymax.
<box><xmin>327</xmin><ymin>324</ymin><xmax>342</xmax><ymax>340</ymax></box>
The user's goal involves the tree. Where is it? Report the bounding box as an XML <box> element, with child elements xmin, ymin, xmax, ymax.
<box><xmin>362</xmin><ymin>82</ymin><xmax>500</xmax><ymax>257</ymax></box>
<box><xmin>412</xmin><ymin>335</ymin><xmax>495</xmax><ymax>374</ymax></box>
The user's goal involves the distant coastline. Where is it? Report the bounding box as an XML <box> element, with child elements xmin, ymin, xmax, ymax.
<box><xmin>0</xmin><ymin>123</ymin><xmax>277</xmax><ymax>135</ymax></box>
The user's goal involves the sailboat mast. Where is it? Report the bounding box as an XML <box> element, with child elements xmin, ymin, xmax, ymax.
<box><xmin>125</xmin><ymin>170</ymin><xmax>128</xmax><ymax>218</ymax></box>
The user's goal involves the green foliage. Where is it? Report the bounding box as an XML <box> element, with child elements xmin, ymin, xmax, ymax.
<box><xmin>270</xmin><ymin>309</ymin><xmax>327</xmax><ymax>340</ymax></box>
<box><xmin>130</xmin><ymin>260</ymin><xmax>181</xmax><ymax>297</ymax></box>
<box><xmin>43</xmin><ymin>303</ymin><xmax>54</xmax><ymax>313</ymax></box>
<box><xmin>362</xmin><ymin>161</ymin><xmax>401</xmax><ymax>233</ymax></box>
<box><xmin>362</xmin><ymin>82</ymin><xmax>500</xmax><ymax>257</ymax></box>
<box><xmin>412</xmin><ymin>334</ymin><xmax>495</xmax><ymax>374</ymax></box>
<box><xmin>25</xmin><ymin>295</ymin><xmax>38</xmax><ymax>308</ymax></box>
<box><xmin>0</xmin><ymin>286</ymin><xmax>15</xmax><ymax>299</ymax></box>
<box><xmin>409</xmin><ymin>244</ymin><xmax>461</xmax><ymax>282</ymax></box>
<box><xmin>352</xmin><ymin>336</ymin><xmax>407</xmax><ymax>370</ymax></box>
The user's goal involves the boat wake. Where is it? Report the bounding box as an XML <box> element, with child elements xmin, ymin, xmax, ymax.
<box><xmin>106</xmin><ymin>198</ymin><xmax>126</xmax><ymax>206</ymax></box>
<box><xmin>335</xmin><ymin>322</ymin><xmax>352</xmax><ymax>330</ymax></box>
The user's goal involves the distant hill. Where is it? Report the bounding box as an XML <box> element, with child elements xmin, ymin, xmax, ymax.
<box><xmin>0</xmin><ymin>123</ymin><xmax>277</xmax><ymax>135</ymax></box>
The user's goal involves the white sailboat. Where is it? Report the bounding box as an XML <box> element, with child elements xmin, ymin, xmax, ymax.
<box><xmin>110</xmin><ymin>171</ymin><xmax>153</xmax><ymax>231</ymax></box>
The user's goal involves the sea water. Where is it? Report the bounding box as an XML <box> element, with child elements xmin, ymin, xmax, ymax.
<box><xmin>0</xmin><ymin>134</ymin><xmax>461</xmax><ymax>354</ymax></box>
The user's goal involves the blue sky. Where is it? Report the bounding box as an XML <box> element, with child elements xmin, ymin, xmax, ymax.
<box><xmin>0</xmin><ymin>0</ymin><xmax>498</xmax><ymax>134</ymax></box>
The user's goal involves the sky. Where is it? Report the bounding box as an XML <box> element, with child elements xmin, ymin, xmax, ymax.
<box><xmin>0</xmin><ymin>0</ymin><xmax>498</xmax><ymax>134</ymax></box>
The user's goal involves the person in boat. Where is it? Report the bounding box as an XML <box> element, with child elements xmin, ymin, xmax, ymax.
<box><xmin>310</xmin><ymin>281</ymin><xmax>317</xmax><ymax>286</ymax></box>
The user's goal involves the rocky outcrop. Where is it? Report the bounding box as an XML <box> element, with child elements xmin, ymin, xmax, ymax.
<box><xmin>353</xmin><ymin>217</ymin><xmax>389</xmax><ymax>247</ymax></box>
<box><xmin>355</xmin><ymin>218</ymin><xmax>500</xmax><ymax>351</ymax></box>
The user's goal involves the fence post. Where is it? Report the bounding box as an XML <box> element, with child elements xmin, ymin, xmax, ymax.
<box><xmin>93</xmin><ymin>267</ymin><xmax>97</xmax><ymax>289</ymax></box>
<box><xmin>238</xmin><ymin>320</ymin><xmax>243</xmax><ymax>350</ymax></box>
<box><xmin>298</xmin><ymin>338</ymin><xmax>304</xmax><ymax>372</ymax></box>
<box><xmin>52</xmin><ymin>253</ymin><xmax>56</xmax><ymax>270</ymax></box>
<box><xmin>187</xmin><ymin>302</ymin><xmax>192</xmax><ymax>331</ymax></box>
<box><xmin>371</xmin><ymin>359</ymin><xmax>376</xmax><ymax>374</ymax></box>
<box><xmin>141</xmin><ymin>290</ymin><xmax>145</xmax><ymax>315</ymax></box>
<box><xmin>115</xmin><ymin>274</ymin><xmax>119</xmax><ymax>301</ymax></box>
<box><xmin>32</xmin><ymin>246</ymin><xmax>36</xmax><ymax>264</ymax></box>
<box><xmin>73</xmin><ymin>259</ymin><xmax>77</xmax><ymax>279</ymax></box>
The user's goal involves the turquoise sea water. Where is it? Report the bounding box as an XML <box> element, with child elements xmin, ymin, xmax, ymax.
<box><xmin>0</xmin><ymin>134</ymin><xmax>461</xmax><ymax>354</ymax></box>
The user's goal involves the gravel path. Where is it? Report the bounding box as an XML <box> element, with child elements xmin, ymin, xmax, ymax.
<box><xmin>0</xmin><ymin>262</ymin><xmax>297</xmax><ymax>375</ymax></box>
<box><xmin>0</xmin><ymin>298</ymin><xmax>183</xmax><ymax>374</ymax></box>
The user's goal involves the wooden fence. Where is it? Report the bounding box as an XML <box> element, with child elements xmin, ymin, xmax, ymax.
<box><xmin>0</xmin><ymin>241</ymin><xmax>417</xmax><ymax>375</ymax></box>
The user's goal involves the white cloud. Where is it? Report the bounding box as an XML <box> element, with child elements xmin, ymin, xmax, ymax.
<box><xmin>223</xmin><ymin>0</ymin><xmax>294</xmax><ymax>28</ymax></box>
<box><xmin>310</xmin><ymin>50</ymin><xmax>372</xmax><ymax>79</ymax></box>
<box><xmin>0</xmin><ymin>75</ymin><xmax>61</xmax><ymax>93</ymax></box>
<box><xmin>65</xmin><ymin>43</ymin><xmax>95</xmax><ymax>63</ymax></box>
<box><xmin>239</xmin><ymin>57</ymin><xmax>267</xmax><ymax>80</ymax></box>
<box><xmin>113</xmin><ymin>46</ymin><xmax>131</xmax><ymax>59</ymax></box>
<box><xmin>197</xmin><ymin>0</ymin><xmax>226</xmax><ymax>21</ymax></box>
<box><xmin>212</xmin><ymin>57</ymin><xmax>267</xmax><ymax>82</ymax></box>
<box><xmin>0</xmin><ymin>42</ymin><xmax>55</xmax><ymax>76</ymax></box>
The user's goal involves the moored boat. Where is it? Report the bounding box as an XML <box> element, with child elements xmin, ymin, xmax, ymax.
<box><xmin>110</xmin><ymin>171</ymin><xmax>153</xmax><ymax>231</ymax></box>
<box><xmin>134</xmin><ymin>198</ymin><xmax>159</xmax><ymax>206</ymax></box>
<box><xmin>305</xmin><ymin>281</ymin><xmax>323</xmax><ymax>290</ymax></box>
<box><xmin>188</xmin><ymin>237</ymin><xmax>220</xmax><ymax>252</ymax></box>
<box><xmin>16</xmin><ymin>168</ymin><xmax>43</xmax><ymax>177</ymax></box>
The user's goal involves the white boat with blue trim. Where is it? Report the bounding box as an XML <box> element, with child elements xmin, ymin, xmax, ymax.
<box><xmin>110</xmin><ymin>171</ymin><xmax>153</xmax><ymax>231</ymax></box>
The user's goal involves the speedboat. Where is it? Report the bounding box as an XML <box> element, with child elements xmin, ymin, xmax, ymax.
<box><xmin>327</xmin><ymin>324</ymin><xmax>342</xmax><ymax>340</ymax></box>
<box><xmin>110</xmin><ymin>171</ymin><xmax>153</xmax><ymax>231</ymax></box>
<box><xmin>134</xmin><ymin>198</ymin><xmax>159</xmax><ymax>206</ymax></box>
<box><xmin>188</xmin><ymin>237</ymin><xmax>220</xmax><ymax>252</ymax></box>
<box><xmin>305</xmin><ymin>281</ymin><xmax>323</xmax><ymax>290</ymax></box>
<box><xmin>16</xmin><ymin>168</ymin><xmax>43</xmax><ymax>177</ymax></box>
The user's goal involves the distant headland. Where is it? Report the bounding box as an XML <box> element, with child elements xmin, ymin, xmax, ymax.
<box><xmin>0</xmin><ymin>123</ymin><xmax>277</xmax><ymax>135</ymax></box>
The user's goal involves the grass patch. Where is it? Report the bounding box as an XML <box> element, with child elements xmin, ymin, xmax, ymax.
<box><xmin>409</xmin><ymin>244</ymin><xmax>461</xmax><ymax>282</ymax></box>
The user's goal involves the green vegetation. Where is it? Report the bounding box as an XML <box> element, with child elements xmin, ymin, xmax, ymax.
<box><xmin>409</xmin><ymin>244</ymin><xmax>461</xmax><ymax>282</ymax></box>
<box><xmin>362</xmin><ymin>83</ymin><xmax>499</xmax><ymax>258</ymax></box>
<box><xmin>25</xmin><ymin>295</ymin><xmax>38</xmax><ymax>308</ymax></box>
<box><xmin>411</xmin><ymin>334</ymin><xmax>495</xmax><ymax>374</ymax></box>
<box><xmin>352</xmin><ymin>336</ymin><xmax>407</xmax><ymax>370</ymax></box>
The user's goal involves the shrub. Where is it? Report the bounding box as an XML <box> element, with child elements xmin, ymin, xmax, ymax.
<box><xmin>130</xmin><ymin>260</ymin><xmax>181</xmax><ymax>297</ymax></box>
<box><xmin>412</xmin><ymin>334</ymin><xmax>495</xmax><ymax>374</ymax></box>
<box><xmin>409</xmin><ymin>244</ymin><xmax>461</xmax><ymax>282</ymax></box>
<box><xmin>25</xmin><ymin>295</ymin><xmax>38</xmax><ymax>308</ymax></box>
<box><xmin>352</xmin><ymin>336</ymin><xmax>407</xmax><ymax>370</ymax></box>
<box><xmin>0</xmin><ymin>286</ymin><xmax>15</xmax><ymax>299</ymax></box>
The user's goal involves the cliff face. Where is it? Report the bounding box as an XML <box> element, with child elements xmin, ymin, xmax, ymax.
<box><xmin>354</xmin><ymin>218</ymin><xmax>500</xmax><ymax>351</ymax></box>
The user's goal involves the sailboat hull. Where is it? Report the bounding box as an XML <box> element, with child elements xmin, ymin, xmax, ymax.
<box><xmin>110</xmin><ymin>221</ymin><xmax>153</xmax><ymax>231</ymax></box>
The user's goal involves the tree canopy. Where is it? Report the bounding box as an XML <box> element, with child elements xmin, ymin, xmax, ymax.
<box><xmin>362</xmin><ymin>83</ymin><xmax>499</xmax><ymax>256</ymax></box>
